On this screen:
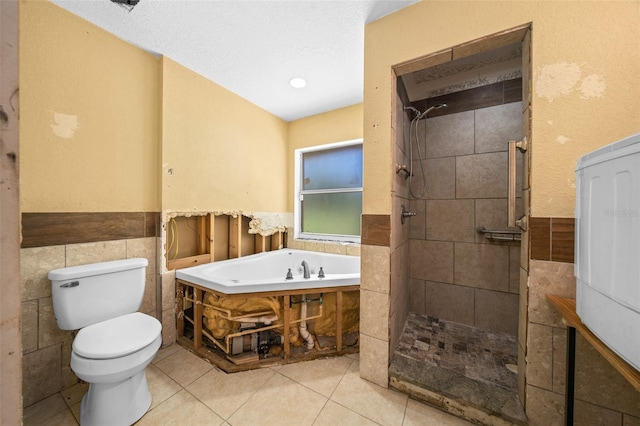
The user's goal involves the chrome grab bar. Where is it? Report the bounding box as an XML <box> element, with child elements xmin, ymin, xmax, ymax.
<box><xmin>477</xmin><ymin>227</ymin><xmax>522</xmax><ymax>242</ymax></box>
<box><xmin>508</xmin><ymin>137</ymin><xmax>528</xmax><ymax>228</ymax></box>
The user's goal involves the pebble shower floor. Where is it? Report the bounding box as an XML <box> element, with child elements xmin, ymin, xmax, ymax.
<box><xmin>394</xmin><ymin>313</ymin><xmax>518</xmax><ymax>391</ymax></box>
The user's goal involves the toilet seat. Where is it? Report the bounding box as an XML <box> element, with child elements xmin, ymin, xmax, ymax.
<box><xmin>73</xmin><ymin>312</ymin><xmax>162</xmax><ymax>359</ymax></box>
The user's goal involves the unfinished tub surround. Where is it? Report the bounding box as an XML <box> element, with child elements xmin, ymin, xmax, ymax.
<box><xmin>162</xmin><ymin>210</ymin><xmax>291</xmax><ymax>238</ymax></box>
<box><xmin>175</xmin><ymin>249</ymin><xmax>360</xmax><ymax>371</ymax></box>
<box><xmin>162</xmin><ymin>212</ymin><xmax>288</xmax><ymax>271</ymax></box>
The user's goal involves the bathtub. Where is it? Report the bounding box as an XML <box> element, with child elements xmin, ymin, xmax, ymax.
<box><xmin>176</xmin><ymin>249</ymin><xmax>360</xmax><ymax>294</ymax></box>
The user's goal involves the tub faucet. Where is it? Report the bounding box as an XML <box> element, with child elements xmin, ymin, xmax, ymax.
<box><xmin>301</xmin><ymin>260</ymin><xmax>310</xmax><ymax>279</ymax></box>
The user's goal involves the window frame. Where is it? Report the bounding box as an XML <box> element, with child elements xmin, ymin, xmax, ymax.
<box><xmin>293</xmin><ymin>138</ymin><xmax>363</xmax><ymax>244</ymax></box>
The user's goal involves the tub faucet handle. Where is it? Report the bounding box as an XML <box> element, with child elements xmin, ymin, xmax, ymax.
<box><xmin>285</xmin><ymin>268</ymin><xmax>293</xmax><ymax>280</ymax></box>
<box><xmin>318</xmin><ymin>267</ymin><xmax>325</xmax><ymax>278</ymax></box>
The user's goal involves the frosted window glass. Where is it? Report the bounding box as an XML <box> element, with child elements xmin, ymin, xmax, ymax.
<box><xmin>303</xmin><ymin>145</ymin><xmax>362</xmax><ymax>190</ymax></box>
<box><xmin>302</xmin><ymin>192</ymin><xmax>362</xmax><ymax>236</ymax></box>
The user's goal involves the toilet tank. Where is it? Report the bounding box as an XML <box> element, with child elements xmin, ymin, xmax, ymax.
<box><xmin>575</xmin><ymin>132</ymin><xmax>640</xmax><ymax>371</ymax></box>
<box><xmin>49</xmin><ymin>258</ymin><xmax>148</xmax><ymax>330</ymax></box>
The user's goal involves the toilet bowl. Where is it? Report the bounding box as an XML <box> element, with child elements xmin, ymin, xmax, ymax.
<box><xmin>48</xmin><ymin>259</ymin><xmax>162</xmax><ymax>426</ymax></box>
<box><xmin>71</xmin><ymin>312</ymin><xmax>162</xmax><ymax>425</ymax></box>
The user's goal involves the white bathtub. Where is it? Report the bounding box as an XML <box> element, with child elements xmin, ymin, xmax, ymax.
<box><xmin>176</xmin><ymin>249</ymin><xmax>360</xmax><ymax>294</ymax></box>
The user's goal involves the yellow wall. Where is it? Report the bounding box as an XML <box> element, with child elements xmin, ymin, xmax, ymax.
<box><xmin>20</xmin><ymin>1</ymin><xmax>290</xmax><ymax>216</ymax></box>
<box><xmin>365</xmin><ymin>0</ymin><xmax>640</xmax><ymax>217</ymax></box>
<box><xmin>160</xmin><ymin>58</ymin><xmax>288</xmax><ymax>213</ymax></box>
<box><xmin>20</xmin><ymin>0</ymin><xmax>160</xmax><ymax>212</ymax></box>
<box><xmin>287</xmin><ymin>103</ymin><xmax>364</xmax><ymax>211</ymax></box>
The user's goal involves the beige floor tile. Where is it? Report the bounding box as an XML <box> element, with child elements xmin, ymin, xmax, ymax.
<box><xmin>29</xmin><ymin>346</ymin><xmax>460</xmax><ymax>426</ymax></box>
<box><xmin>228</xmin><ymin>372</ymin><xmax>328</xmax><ymax>426</ymax></box>
<box><xmin>154</xmin><ymin>348</ymin><xmax>214</xmax><ymax>387</ymax></box>
<box><xmin>403</xmin><ymin>399</ymin><xmax>474</xmax><ymax>426</ymax></box>
<box><xmin>312</xmin><ymin>400</ymin><xmax>379</xmax><ymax>426</ymax></box>
<box><xmin>70</xmin><ymin>401</ymin><xmax>81</xmax><ymax>424</ymax></box>
<box><xmin>59</xmin><ymin>382</ymin><xmax>88</xmax><ymax>407</ymax></box>
<box><xmin>330</xmin><ymin>361</ymin><xmax>408</xmax><ymax>426</ymax></box>
<box><xmin>137</xmin><ymin>389</ymin><xmax>224</xmax><ymax>425</ymax></box>
<box><xmin>23</xmin><ymin>393</ymin><xmax>69</xmax><ymax>425</ymax></box>
<box><xmin>153</xmin><ymin>344</ymin><xmax>184</xmax><ymax>364</ymax></box>
<box><xmin>146</xmin><ymin>364</ymin><xmax>182</xmax><ymax>410</ymax></box>
<box><xmin>278</xmin><ymin>356</ymin><xmax>354</xmax><ymax>397</ymax></box>
<box><xmin>46</xmin><ymin>408</ymin><xmax>78</xmax><ymax>425</ymax></box>
<box><xmin>187</xmin><ymin>367</ymin><xmax>275</xmax><ymax>419</ymax></box>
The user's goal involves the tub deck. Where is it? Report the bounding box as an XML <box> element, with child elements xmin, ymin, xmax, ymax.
<box><xmin>176</xmin><ymin>278</ymin><xmax>360</xmax><ymax>373</ymax></box>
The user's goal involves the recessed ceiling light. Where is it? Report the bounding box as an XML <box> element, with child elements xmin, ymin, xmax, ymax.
<box><xmin>289</xmin><ymin>77</ymin><xmax>307</xmax><ymax>89</ymax></box>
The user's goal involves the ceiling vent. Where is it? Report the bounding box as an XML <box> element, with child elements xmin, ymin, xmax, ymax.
<box><xmin>110</xmin><ymin>0</ymin><xmax>140</xmax><ymax>12</ymax></box>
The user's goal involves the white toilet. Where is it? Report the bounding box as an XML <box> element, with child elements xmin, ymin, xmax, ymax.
<box><xmin>49</xmin><ymin>258</ymin><xmax>162</xmax><ymax>426</ymax></box>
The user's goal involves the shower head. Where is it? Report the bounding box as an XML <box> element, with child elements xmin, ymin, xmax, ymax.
<box><xmin>417</xmin><ymin>103</ymin><xmax>447</xmax><ymax>119</ymax></box>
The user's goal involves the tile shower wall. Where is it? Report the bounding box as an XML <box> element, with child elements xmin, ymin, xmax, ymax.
<box><xmin>390</xmin><ymin>82</ymin><xmax>412</xmax><ymax>356</ymax></box>
<box><xmin>20</xmin><ymin>237</ymin><xmax>161</xmax><ymax>407</ymax></box>
<box><xmin>408</xmin><ymin>101</ymin><xmax>522</xmax><ymax>336</ymax></box>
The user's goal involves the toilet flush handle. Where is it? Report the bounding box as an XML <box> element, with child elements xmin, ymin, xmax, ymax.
<box><xmin>60</xmin><ymin>281</ymin><xmax>79</xmax><ymax>288</ymax></box>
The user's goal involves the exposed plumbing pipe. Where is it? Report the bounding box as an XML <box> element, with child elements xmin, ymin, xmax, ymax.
<box><xmin>235</xmin><ymin>315</ymin><xmax>278</xmax><ymax>325</ymax></box>
<box><xmin>299</xmin><ymin>297</ymin><xmax>315</xmax><ymax>351</ymax></box>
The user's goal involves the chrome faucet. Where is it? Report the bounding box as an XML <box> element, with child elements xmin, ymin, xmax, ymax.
<box><xmin>301</xmin><ymin>260</ymin><xmax>310</xmax><ymax>279</ymax></box>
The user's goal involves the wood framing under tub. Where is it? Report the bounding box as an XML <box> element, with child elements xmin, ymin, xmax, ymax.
<box><xmin>176</xmin><ymin>279</ymin><xmax>360</xmax><ymax>372</ymax></box>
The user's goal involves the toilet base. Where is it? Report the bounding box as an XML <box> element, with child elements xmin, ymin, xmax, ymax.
<box><xmin>80</xmin><ymin>369</ymin><xmax>152</xmax><ymax>426</ymax></box>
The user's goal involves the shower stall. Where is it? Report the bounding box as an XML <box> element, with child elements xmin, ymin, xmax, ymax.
<box><xmin>385</xmin><ymin>34</ymin><xmax>530</xmax><ymax>425</ymax></box>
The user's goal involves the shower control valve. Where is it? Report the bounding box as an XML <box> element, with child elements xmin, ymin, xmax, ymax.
<box><xmin>401</xmin><ymin>204</ymin><xmax>417</xmax><ymax>224</ymax></box>
<box><xmin>395</xmin><ymin>163</ymin><xmax>411</xmax><ymax>179</ymax></box>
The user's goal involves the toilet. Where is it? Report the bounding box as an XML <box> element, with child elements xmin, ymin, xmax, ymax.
<box><xmin>49</xmin><ymin>258</ymin><xmax>162</xmax><ymax>425</ymax></box>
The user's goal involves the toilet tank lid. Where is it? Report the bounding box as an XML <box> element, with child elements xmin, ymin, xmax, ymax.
<box><xmin>48</xmin><ymin>258</ymin><xmax>148</xmax><ymax>281</ymax></box>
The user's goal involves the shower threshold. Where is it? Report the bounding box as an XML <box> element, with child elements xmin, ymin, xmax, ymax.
<box><xmin>389</xmin><ymin>313</ymin><xmax>527</xmax><ymax>425</ymax></box>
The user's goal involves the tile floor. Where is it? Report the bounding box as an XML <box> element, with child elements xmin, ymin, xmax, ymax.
<box><xmin>23</xmin><ymin>344</ymin><xmax>473</xmax><ymax>426</ymax></box>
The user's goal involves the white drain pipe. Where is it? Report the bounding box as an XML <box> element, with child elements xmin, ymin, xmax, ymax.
<box><xmin>235</xmin><ymin>315</ymin><xmax>278</xmax><ymax>325</ymax></box>
<box><xmin>299</xmin><ymin>298</ymin><xmax>315</xmax><ymax>351</ymax></box>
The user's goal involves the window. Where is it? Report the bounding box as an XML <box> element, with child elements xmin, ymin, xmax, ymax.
<box><xmin>294</xmin><ymin>139</ymin><xmax>363</xmax><ymax>243</ymax></box>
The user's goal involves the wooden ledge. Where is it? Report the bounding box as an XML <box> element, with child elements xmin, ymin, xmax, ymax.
<box><xmin>546</xmin><ymin>294</ymin><xmax>640</xmax><ymax>392</ymax></box>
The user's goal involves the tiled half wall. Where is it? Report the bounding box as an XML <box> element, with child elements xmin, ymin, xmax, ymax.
<box><xmin>529</xmin><ymin>217</ymin><xmax>575</xmax><ymax>263</ymax></box>
<box><xmin>524</xmin><ymin>218</ymin><xmax>639</xmax><ymax>425</ymax></box>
